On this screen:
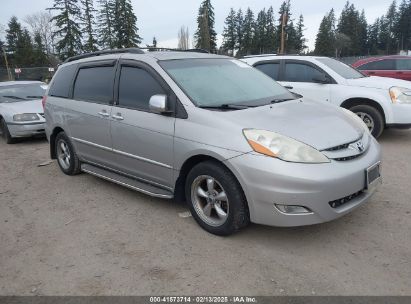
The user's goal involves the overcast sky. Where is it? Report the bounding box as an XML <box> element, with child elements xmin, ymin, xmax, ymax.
<box><xmin>0</xmin><ymin>0</ymin><xmax>392</xmax><ymax>51</ymax></box>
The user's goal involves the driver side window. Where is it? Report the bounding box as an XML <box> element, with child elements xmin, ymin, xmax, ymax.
<box><xmin>284</xmin><ymin>63</ymin><xmax>325</xmax><ymax>83</ymax></box>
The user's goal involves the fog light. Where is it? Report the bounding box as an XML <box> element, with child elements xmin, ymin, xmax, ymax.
<box><xmin>275</xmin><ymin>204</ymin><xmax>312</xmax><ymax>214</ymax></box>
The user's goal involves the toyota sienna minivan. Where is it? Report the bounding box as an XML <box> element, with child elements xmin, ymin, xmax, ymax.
<box><xmin>44</xmin><ymin>48</ymin><xmax>382</xmax><ymax>235</ymax></box>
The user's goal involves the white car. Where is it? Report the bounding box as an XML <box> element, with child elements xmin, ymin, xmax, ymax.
<box><xmin>0</xmin><ymin>81</ymin><xmax>47</xmax><ymax>144</ymax></box>
<box><xmin>242</xmin><ymin>55</ymin><xmax>411</xmax><ymax>137</ymax></box>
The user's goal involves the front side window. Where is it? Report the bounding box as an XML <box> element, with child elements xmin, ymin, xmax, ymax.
<box><xmin>49</xmin><ymin>64</ymin><xmax>77</xmax><ymax>98</ymax></box>
<box><xmin>160</xmin><ymin>59</ymin><xmax>294</xmax><ymax>107</ymax></box>
<box><xmin>284</xmin><ymin>63</ymin><xmax>325</xmax><ymax>83</ymax></box>
<box><xmin>73</xmin><ymin>66</ymin><xmax>115</xmax><ymax>103</ymax></box>
<box><xmin>317</xmin><ymin>57</ymin><xmax>364</xmax><ymax>79</ymax></box>
<box><xmin>360</xmin><ymin>59</ymin><xmax>396</xmax><ymax>71</ymax></box>
<box><xmin>118</xmin><ymin>66</ymin><xmax>166</xmax><ymax>110</ymax></box>
<box><xmin>0</xmin><ymin>83</ymin><xmax>46</xmax><ymax>103</ymax></box>
<box><xmin>255</xmin><ymin>63</ymin><xmax>280</xmax><ymax>80</ymax></box>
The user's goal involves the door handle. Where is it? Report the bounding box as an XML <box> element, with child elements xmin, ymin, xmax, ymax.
<box><xmin>284</xmin><ymin>86</ymin><xmax>294</xmax><ymax>90</ymax></box>
<box><xmin>98</xmin><ymin>111</ymin><xmax>110</xmax><ymax>117</ymax></box>
<box><xmin>112</xmin><ymin>113</ymin><xmax>124</xmax><ymax>121</ymax></box>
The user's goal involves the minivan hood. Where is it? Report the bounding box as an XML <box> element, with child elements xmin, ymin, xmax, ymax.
<box><xmin>0</xmin><ymin>99</ymin><xmax>43</xmax><ymax>115</ymax></box>
<box><xmin>225</xmin><ymin>99</ymin><xmax>364</xmax><ymax>151</ymax></box>
<box><xmin>346</xmin><ymin>76</ymin><xmax>411</xmax><ymax>90</ymax></box>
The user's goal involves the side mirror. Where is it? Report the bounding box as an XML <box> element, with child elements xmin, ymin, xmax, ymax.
<box><xmin>312</xmin><ymin>74</ymin><xmax>330</xmax><ymax>84</ymax></box>
<box><xmin>149</xmin><ymin>94</ymin><xmax>169</xmax><ymax>114</ymax></box>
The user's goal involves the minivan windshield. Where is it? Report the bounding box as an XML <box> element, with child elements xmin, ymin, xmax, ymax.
<box><xmin>160</xmin><ymin>59</ymin><xmax>295</xmax><ymax>108</ymax></box>
<box><xmin>317</xmin><ymin>58</ymin><xmax>365</xmax><ymax>79</ymax></box>
<box><xmin>0</xmin><ymin>83</ymin><xmax>46</xmax><ymax>103</ymax></box>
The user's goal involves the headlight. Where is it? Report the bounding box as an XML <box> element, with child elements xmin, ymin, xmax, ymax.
<box><xmin>13</xmin><ymin>113</ymin><xmax>40</xmax><ymax>122</ymax></box>
<box><xmin>390</xmin><ymin>87</ymin><xmax>411</xmax><ymax>104</ymax></box>
<box><xmin>243</xmin><ymin>129</ymin><xmax>330</xmax><ymax>163</ymax></box>
<box><xmin>341</xmin><ymin>108</ymin><xmax>370</xmax><ymax>134</ymax></box>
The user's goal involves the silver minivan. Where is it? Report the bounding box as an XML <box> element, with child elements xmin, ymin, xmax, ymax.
<box><xmin>45</xmin><ymin>49</ymin><xmax>382</xmax><ymax>235</ymax></box>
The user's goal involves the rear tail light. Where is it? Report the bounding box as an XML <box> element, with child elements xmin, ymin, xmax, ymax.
<box><xmin>42</xmin><ymin>95</ymin><xmax>47</xmax><ymax>111</ymax></box>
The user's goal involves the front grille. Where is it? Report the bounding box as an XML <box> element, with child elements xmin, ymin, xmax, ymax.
<box><xmin>334</xmin><ymin>154</ymin><xmax>362</xmax><ymax>162</ymax></box>
<box><xmin>324</xmin><ymin>143</ymin><xmax>350</xmax><ymax>152</ymax></box>
<box><xmin>329</xmin><ymin>191</ymin><xmax>363</xmax><ymax>208</ymax></box>
<box><xmin>39</xmin><ymin>113</ymin><xmax>45</xmax><ymax>118</ymax></box>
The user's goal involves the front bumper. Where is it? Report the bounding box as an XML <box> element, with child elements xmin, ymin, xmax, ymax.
<box><xmin>7</xmin><ymin>121</ymin><xmax>46</xmax><ymax>138</ymax></box>
<box><xmin>226</xmin><ymin>137</ymin><xmax>382</xmax><ymax>227</ymax></box>
<box><xmin>390</xmin><ymin>103</ymin><xmax>411</xmax><ymax>125</ymax></box>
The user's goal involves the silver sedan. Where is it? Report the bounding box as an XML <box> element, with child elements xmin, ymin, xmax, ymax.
<box><xmin>0</xmin><ymin>81</ymin><xmax>47</xmax><ymax>143</ymax></box>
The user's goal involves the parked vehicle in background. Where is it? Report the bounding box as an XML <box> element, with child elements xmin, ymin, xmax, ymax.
<box><xmin>242</xmin><ymin>55</ymin><xmax>411</xmax><ymax>138</ymax></box>
<box><xmin>0</xmin><ymin>81</ymin><xmax>47</xmax><ymax>144</ymax></box>
<box><xmin>45</xmin><ymin>49</ymin><xmax>381</xmax><ymax>236</ymax></box>
<box><xmin>352</xmin><ymin>56</ymin><xmax>411</xmax><ymax>81</ymax></box>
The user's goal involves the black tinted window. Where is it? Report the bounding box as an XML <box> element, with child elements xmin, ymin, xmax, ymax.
<box><xmin>397</xmin><ymin>59</ymin><xmax>411</xmax><ymax>70</ymax></box>
<box><xmin>284</xmin><ymin>63</ymin><xmax>324</xmax><ymax>82</ymax></box>
<box><xmin>73</xmin><ymin>66</ymin><xmax>115</xmax><ymax>103</ymax></box>
<box><xmin>118</xmin><ymin>66</ymin><xmax>166</xmax><ymax>110</ymax></box>
<box><xmin>360</xmin><ymin>59</ymin><xmax>396</xmax><ymax>70</ymax></box>
<box><xmin>255</xmin><ymin>63</ymin><xmax>280</xmax><ymax>80</ymax></box>
<box><xmin>48</xmin><ymin>64</ymin><xmax>77</xmax><ymax>98</ymax></box>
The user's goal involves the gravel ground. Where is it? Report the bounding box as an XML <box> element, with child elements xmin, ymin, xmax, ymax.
<box><xmin>0</xmin><ymin>129</ymin><xmax>410</xmax><ymax>296</ymax></box>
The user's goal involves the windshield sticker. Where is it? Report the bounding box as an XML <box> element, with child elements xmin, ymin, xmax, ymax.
<box><xmin>230</xmin><ymin>60</ymin><xmax>251</xmax><ymax>68</ymax></box>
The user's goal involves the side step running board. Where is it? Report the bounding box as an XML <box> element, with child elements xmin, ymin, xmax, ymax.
<box><xmin>81</xmin><ymin>163</ymin><xmax>174</xmax><ymax>199</ymax></box>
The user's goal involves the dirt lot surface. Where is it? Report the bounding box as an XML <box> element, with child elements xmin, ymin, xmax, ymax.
<box><xmin>0</xmin><ymin>130</ymin><xmax>410</xmax><ymax>296</ymax></box>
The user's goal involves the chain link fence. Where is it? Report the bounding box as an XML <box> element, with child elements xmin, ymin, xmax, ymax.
<box><xmin>0</xmin><ymin>67</ymin><xmax>56</xmax><ymax>83</ymax></box>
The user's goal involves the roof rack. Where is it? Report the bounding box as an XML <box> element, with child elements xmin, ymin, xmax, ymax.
<box><xmin>140</xmin><ymin>47</ymin><xmax>209</xmax><ymax>54</ymax></box>
<box><xmin>64</xmin><ymin>48</ymin><xmax>145</xmax><ymax>63</ymax></box>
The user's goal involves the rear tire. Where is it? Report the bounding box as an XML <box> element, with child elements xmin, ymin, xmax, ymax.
<box><xmin>185</xmin><ymin>161</ymin><xmax>249</xmax><ymax>236</ymax></box>
<box><xmin>349</xmin><ymin>105</ymin><xmax>384</xmax><ymax>138</ymax></box>
<box><xmin>55</xmin><ymin>132</ymin><xmax>81</xmax><ymax>175</ymax></box>
<box><xmin>0</xmin><ymin>118</ymin><xmax>16</xmax><ymax>144</ymax></box>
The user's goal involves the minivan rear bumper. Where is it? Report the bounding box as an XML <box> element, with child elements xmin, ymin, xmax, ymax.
<box><xmin>225</xmin><ymin>137</ymin><xmax>382</xmax><ymax>227</ymax></box>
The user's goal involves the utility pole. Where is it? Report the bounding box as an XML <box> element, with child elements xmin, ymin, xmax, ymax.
<box><xmin>1</xmin><ymin>47</ymin><xmax>12</xmax><ymax>81</ymax></box>
<box><xmin>280</xmin><ymin>13</ymin><xmax>287</xmax><ymax>55</ymax></box>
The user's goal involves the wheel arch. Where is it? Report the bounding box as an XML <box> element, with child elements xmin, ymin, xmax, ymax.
<box><xmin>340</xmin><ymin>98</ymin><xmax>386</xmax><ymax>126</ymax></box>
<box><xmin>50</xmin><ymin>126</ymin><xmax>65</xmax><ymax>159</ymax></box>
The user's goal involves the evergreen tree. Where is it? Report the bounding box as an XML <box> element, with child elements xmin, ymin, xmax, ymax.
<box><xmin>314</xmin><ymin>9</ymin><xmax>336</xmax><ymax>56</ymax></box>
<box><xmin>235</xmin><ymin>9</ymin><xmax>244</xmax><ymax>53</ymax></box>
<box><xmin>253</xmin><ymin>9</ymin><xmax>267</xmax><ymax>54</ymax></box>
<box><xmin>222</xmin><ymin>8</ymin><xmax>237</xmax><ymax>55</ymax></box>
<box><xmin>264</xmin><ymin>6</ymin><xmax>277</xmax><ymax>53</ymax></box>
<box><xmin>112</xmin><ymin>0</ymin><xmax>142</xmax><ymax>48</ymax></box>
<box><xmin>367</xmin><ymin>18</ymin><xmax>381</xmax><ymax>55</ymax></box>
<box><xmin>33</xmin><ymin>32</ymin><xmax>49</xmax><ymax>65</ymax></box>
<box><xmin>285</xmin><ymin>21</ymin><xmax>298</xmax><ymax>53</ymax></box>
<box><xmin>80</xmin><ymin>0</ymin><xmax>98</xmax><ymax>52</ymax></box>
<box><xmin>294</xmin><ymin>15</ymin><xmax>307</xmax><ymax>53</ymax></box>
<box><xmin>97</xmin><ymin>0</ymin><xmax>115</xmax><ymax>49</ymax></box>
<box><xmin>15</xmin><ymin>29</ymin><xmax>35</xmax><ymax>67</ymax></box>
<box><xmin>239</xmin><ymin>8</ymin><xmax>255</xmax><ymax>56</ymax></box>
<box><xmin>48</xmin><ymin>0</ymin><xmax>83</xmax><ymax>59</ymax></box>
<box><xmin>395</xmin><ymin>0</ymin><xmax>411</xmax><ymax>50</ymax></box>
<box><xmin>194</xmin><ymin>0</ymin><xmax>217</xmax><ymax>52</ymax></box>
<box><xmin>6</xmin><ymin>16</ymin><xmax>23</xmax><ymax>53</ymax></box>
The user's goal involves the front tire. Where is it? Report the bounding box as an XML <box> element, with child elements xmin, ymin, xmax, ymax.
<box><xmin>0</xmin><ymin>118</ymin><xmax>15</xmax><ymax>144</ymax></box>
<box><xmin>350</xmin><ymin>105</ymin><xmax>384</xmax><ymax>138</ymax></box>
<box><xmin>55</xmin><ymin>132</ymin><xmax>81</xmax><ymax>175</ymax></box>
<box><xmin>185</xmin><ymin>161</ymin><xmax>249</xmax><ymax>236</ymax></box>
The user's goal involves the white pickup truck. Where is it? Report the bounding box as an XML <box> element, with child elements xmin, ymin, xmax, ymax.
<box><xmin>242</xmin><ymin>55</ymin><xmax>411</xmax><ymax>138</ymax></box>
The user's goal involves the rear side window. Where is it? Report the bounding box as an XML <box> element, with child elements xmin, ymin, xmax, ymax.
<box><xmin>118</xmin><ymin>66</ymin><xmax>166</xmax><ymax>111</ymax></box>
<box><xmin>48</xmin><ymin>64</ymin><xmax>77</xmax><ymax>98</ymax></box>
<box><xmin>284</xmin><ymin>63</ymin><xmax>324</xmax><ymax>83</ymax></box>
<box><xmin>73</xmin><ymin>66</ymin><xmax>115</xmax><ymax>104</ymax></box>
<box><xmin>359</xmin><ymin>59</ymin><xmax>396</xmax><ymax>70</ymax></box>
<box><xmin>397</xmin><ymin>59</ymin><xmax>411</xmax><ymax>70</ymax></box>
<box><xmin>255</xmin><ymin>63</ymin><xmax>280</xmax><ymax>80</ymax></box>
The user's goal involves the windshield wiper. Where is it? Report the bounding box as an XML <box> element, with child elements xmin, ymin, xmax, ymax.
<box><xmin>270</xmin><ymin>98</ymin><xmax>295</xmax><ymax>104</ymax></box>
<box><xmin>2</xmin><ymin>95</ymin><xmax>27</xmax><ymax>100</ymax></box>
<box><xmin>26</xmin><ymin>95</ymin><xmax>44</xmax><ymax>99</ymax></box>
<box><xmin>199</xmin><ymin>104</ymin><xmax>254</xmax><ymax>110</ymax></box>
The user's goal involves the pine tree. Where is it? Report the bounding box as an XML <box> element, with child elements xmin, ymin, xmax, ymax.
<box><xmin>383</xmin><ymin>0</ymin><xmax>398</xmax><ymax>53</ymax></box>
<box><xmin>80</xmin><ymin>0</ymin><xmax>98</xmax><ymax>52</ymax></box>
<box><xmin>222</xmin><ymin>8</ymin><xmax>237</xmax><ymax>55</ymax></box>
<box><xmin>6</xmin><ymin>16</ymin><xmax>23</xmax><ymax>53</ymax></box>
<box><xmin>48</xmin><ymin>0</ymin><xmax>83</xmax><ymax>59</ymax></box>
<box><xmin>112</xmin><ymin>0</ymin><xmax>142</xmax><ymax>48</ymax></box>
<box><xmin>253</xmin><ymin>9</ymin><xmax>267</xmax><ymax>54</ymax></box>
<box><xmin>239</xmin><ymin>8</ymin><xmax>255</xmax><ymax>56</ymax></box>
<box><xmin>16</xmin><ymin>29</ymin><xmax>35</xmax><ymax>67</ymax></box>
<box><xmin>33</xmin><ymin>32</ymin><xmax>49</xmax><ymax>65</ymax></box>
<box><xmin>314</xmin><ymin>9</ymin><xmax>336</xmax><ymax>57</ymax></box>
<box><xmin>97</xmin><ymin>0</ymin><xmax>115</xmax><ymax>49</ymax></box>
<box><xmin>264</xmin><ymin>6</ymin><xmax>277</xmax><ymax>53</ymax></box>
<box><xmin>194</xmin><ymin>0</ymin><xmax>217</xmax><ymax>52</ymax></box>
<box><xmin>294</xmin><ymin>15</ymin><xmax>307</xmax><ymax>53</ymax></box>
<box><xmin>367</xmin><ymin>18</ymin><xmax>381</xmax><ymax>55</ymax></box>
<box><xmin>394</xmin><ymin>0</ymin><xmax>411</xmax><ymax>51</ymax></box>
<box><xmin>235</xmin><ymin>9</ymin><xmax>244</xmax><ymax>53</ymax></box>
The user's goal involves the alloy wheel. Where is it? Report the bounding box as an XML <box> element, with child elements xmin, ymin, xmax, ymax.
<box><xmin>57</xmin><ymin>139</ymin><xmax>71</xmax><ymax>170</ymax></box>
<box><xmin>356</xmin><ymin>112</ymin><xmax>375</xmax><ymax>133</ymax></box>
